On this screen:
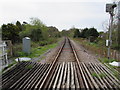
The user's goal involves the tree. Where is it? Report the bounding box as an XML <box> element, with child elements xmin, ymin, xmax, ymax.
<box><xmin>68</xmin><ymin>27</ymin><xmax>77</xmax><ymax>37</ymax></box>
<box><xmin>30</xmin><ymin>17</ymin><xmax>45</xmax><ymax>27</ymax></box>
<box><xmin>47</xmin><ymin>26</ymin><xmax>60</xmax><ymax>37</ymax></box>
<box><xmin>30</xmin><ymin>28</ymin><xmax>43</xmax><ymax>41</ymax></box>
<box><xmin>85</xmin><ymin>27</ymin><xmax>99</xmax><ymax>38</ymax></box>
<box><xmin>19</xmin><ymin>18</ymin><xmax>50</xmax><ymax>41</ymax></box>
<box><xmin>73</xmin><ymin>29</ymin><xmax>80</xmax><ymax>38</ymax></box>
<box><xmin>19</xmin><ymin>24</ymin><xmax>31</xmax><ymax>39</ymax></box>
<box><xmin>29</xmin><ymin>17</ymin><xmax>49</xmax><ymax>40</ymax></box>
<box><xmin>2</xmin><ymin>23</ymin><xmax>20</xmax><ymax>43</ymax></box>
<box><xmin>80</xmin><ymin>28</ymin><xmax>89</xmax><ymax>38</ymax></box>
<box><xmin>16</xmin><ymin>21</ymin><xmax>23</xmax><ymax>31</ymax></box>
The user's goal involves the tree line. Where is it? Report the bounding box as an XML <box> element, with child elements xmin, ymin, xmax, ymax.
<box><xmin>1</xmin><ymin>18</ymin><xmax>60</xmax><ymax>44</ymax></box>
<box><xmin>2</xmin><ymin>17</ymin><xmax>100</xmax><ymax>44</ymax></box>
<box><xmin>60</xmin><ymin>27</ymin><xmax>99</xmax><ymax>42</ymax></box>
<box><xmin>74</xmin><ymin>27</ymin><xmax>99</xmax><ymax>38</ymax></box>
<box><xmin>1</xmin><ymin>17</ymin><xmax>119</xmax><ymax>51</ymax></box>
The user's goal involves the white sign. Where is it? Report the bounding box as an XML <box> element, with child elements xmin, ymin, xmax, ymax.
<box><xmin>118</xmin><ymin>1</ymin><xmax>120</xmax><ymax>18</ymax></box>
<box><xmin>106</xmin><ymin>40</ymin><xmax>109</xmax><ymax>46</ymax></box>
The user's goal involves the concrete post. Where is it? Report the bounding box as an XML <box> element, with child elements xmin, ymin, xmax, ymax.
<box><xmin>22</xmin><ymin>37</ymin><xmax>31</xmax><ymax>54</ymax></box>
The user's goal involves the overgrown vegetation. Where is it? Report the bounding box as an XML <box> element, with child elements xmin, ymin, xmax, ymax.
<box><xmin>98</xmin><ymin>58</ymin><xmax>116</xmax><ymax>63</ymax></box>
<box><xmin>105</xmin><ymin>63</ymin><xmax>120</xmax><ymax>80</ymax></box>
<box><xmin>2</xmin><ymin>17</ymin><xmax>61</xmax><ymax>44</ymax></box>
<box><xmin>60</xmin><ymin>21</ymin><xmax>119</xmax><ymax>52</ymax></box>
<box><xmin>92</xmin><ymin>72</ymin><xmax>106</xmax><ymax>78</ymax></box>
<box><xmin>1</xmin><ymin>17</ymin><xmax>61</xmax><ymax>59</ymax></box>
<box><xmin>61</xmin><ymin>27</ymin><xmax>99</xmax><ymax>42</ymax></box>
<box><xmin>13</xmin><ymin>42</ymin><xmax>57</xmax><ymax>58</ymax></box>
<box><xmin>25</xmin><ymin>64</ymin><xmax>33</xmax><ymax>69</ymax></box>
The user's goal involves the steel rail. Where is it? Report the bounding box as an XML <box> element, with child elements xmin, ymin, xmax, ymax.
<box><xmin>38</xmin><ymin>38</ymin><xmax>66</xmax><ymax>89</ymax></box>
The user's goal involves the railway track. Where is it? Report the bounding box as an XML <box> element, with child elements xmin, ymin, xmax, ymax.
<box><xmin>2</xmin><ymin>38</ymin><xmax>120</xmax><ymax>89</ymax></box>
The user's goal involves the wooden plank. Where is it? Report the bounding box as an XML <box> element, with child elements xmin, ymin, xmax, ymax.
<box><xmin>70</xmin><ymin>62</ymin><xmax>75</xmax><ymax>89</ymax></box>
<box><xmin>57</xmin><ymin>62</ymin><xmax>65</xmax><ymax>88</ymax></box>
<box><xmin>52</xmin><ymin>63</ymin><xmax>62</xmax><ymax>88</ymax></box>
<box><xmin>61</xmin><ymin>62</ymin><xmax>67</xmax><ymax>88</ymax></box>
<box><xmin>89</xmin><ymin>63</ymin><xmax>107</xmax><ymax>89</ymax></box>
<box><xmin>21</xmin><ymin>64</ymin><xmax>47</xmax><ymax>89</ymax></box>
<box><xmin>93</xmin><ymin>63</ymin><xmax>113</xmax><ymax>88</ymax></box>
<box><xmin>73</xmin><ymin>63</ymin><xmax>80</xmax><ymax>88</ymax></box>
<box><xmin>80</xmin><ymin>63</ymin><xmax>94</xmax><ymax>89</ymax></box>
<box><xmin>82</xmin><ymin>63</ymin><xmax>99</xmax><ymax>89</ymax></box>
<box><xmin>66</xmin><ymin>62</ymin><xmax>70</xmax><ymax>88</ymax></box>
<box><xmin>75</xmin><ymin>63</ymin><xmax>85</xmax><ymax>88</ymax></box>
<box><xmin>11</xmin><ymin>63</ymin><xmax>39</xmax><ymax>89</ymax></box>
<box><xmin>46</xmin><ymin>64</ymin><xmax>60</xmax><ymax>88</ymax></box>
<box><xmin>97</xmin><ymin>63</ymin><xmax>120</xmax><ymax>88</ymax></box>
<box><xmin>78</xmin><ymin>63</ymin><xmax>89</xmax><ymax>88</ymax></box>
<box><xmin>34</xmin><ymin>64</ymin><xmax>52</xmax><ymax>89</ymax></box>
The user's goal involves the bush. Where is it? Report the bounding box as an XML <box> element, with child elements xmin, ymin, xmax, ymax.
<box><xmin>39</xmin><ymin>38</ymin><xmax>57</xmax><ymax>46</ymax></box>
<box><xmin>73</xmin><ymin>29</ymin><xmax>80</xmax><ymax>38</ymax></box>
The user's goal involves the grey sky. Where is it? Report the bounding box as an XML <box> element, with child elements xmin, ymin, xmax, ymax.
<box><xmin>1</xmin><ymin>0</ymin><xmax>114</xmax><ymax>31</ymax></box>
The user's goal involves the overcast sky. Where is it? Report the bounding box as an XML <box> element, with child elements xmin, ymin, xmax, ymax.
<box><xmin>0</xmin><ymin>0</ymin><xmax>114</xmax><ymax>31</ymax></box>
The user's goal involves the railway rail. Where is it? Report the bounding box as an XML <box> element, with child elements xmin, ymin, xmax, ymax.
<box><xmin>2</xmin><ymin>38</ymin><xmax>120</xmax><ymax>89</ymax></box>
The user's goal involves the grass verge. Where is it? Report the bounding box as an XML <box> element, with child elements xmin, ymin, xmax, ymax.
<box><xmin>98</xmin><ymin>58</ymin><xmax>116</xmax><ymax>63</ymax></box>
<box><xmin>16</xmin><ymin>43</ymin><xmax>57</xmax><ymax>58</ymax></box>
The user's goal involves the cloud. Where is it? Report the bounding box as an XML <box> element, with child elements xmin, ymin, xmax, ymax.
<box><xmin>1</xmin><ymin>0</ymin><xmax>112</xmax><ymax>3</ymax></box>
<box><xmin>0</xmin><ymin>1</ymin><xmax>110</xmax><ymax>31</ymax></box>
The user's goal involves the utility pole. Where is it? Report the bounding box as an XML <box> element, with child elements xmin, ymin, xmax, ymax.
<box><xmin>118</xmin><ymin>1</ymin><xmax>120</xmax><ymax>62</ymax></box>
<box><xmin>106</xmin><ymin>3</ymin><xmax>117</xmax><ymax>59</ymax></box>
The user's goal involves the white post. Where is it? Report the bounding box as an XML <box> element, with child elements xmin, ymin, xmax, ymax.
<box><xmin>1</xmin><ymin>41</ymin><xmax>8</xmax><ymax>65</ymax></box>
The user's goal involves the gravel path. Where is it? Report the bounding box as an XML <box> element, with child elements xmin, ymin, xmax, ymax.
<box><xmin>38</xmin><ymin>39</ymin><xmax>64</xmax><ymax>64</ymax></box>
<box><xmin>56</xmin><ymin>38</ymin><xmax>75</xmax><ymax>62</ymax></box>
<box><xmin>38</xmin><ymin>38</ymin><xmax>100</xmax><ymax>64</ymax></box>
<box><xmin>70</xmin><ymin>39</ymin><xmax>100</xmax><ymax>63</ymax></box>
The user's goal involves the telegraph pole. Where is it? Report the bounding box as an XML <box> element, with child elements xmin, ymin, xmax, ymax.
<box><xmin>106</xmin><ymin>3</ymin><xmax>117</xmax><ymax>59</ymax></box>
<box><xmin>118</xmin><ymin>1</ymin><xmax>120</xmax><ymax>62</ymax></box>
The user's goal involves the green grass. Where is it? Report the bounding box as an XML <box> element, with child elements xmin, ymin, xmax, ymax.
<box><xmin>98</xmin><ymin>58</ymin><xmax>116</xmax><ymax>63</ymax></box>
<box><xmin>91</xmin><ymin>72</ymin><xmax>106</xmax><ymax>78</ymax></box>
<box><xmin>25</xmin><ymin>64</ymin><xmax>33</xmax><ymax>69</ymax></box>
<box><xmin>17</xmin><ymin>43</ymin><xmax>57</xmax><ymax>58</ymax></box>
<box><xmin>91</xmin><ymin>72</ymin><xmax>98</xmax><ymax>78</ymax></box>
<box><xmin>37</xmin><ymin>56</ymin><xmax>46</xmax><ymax>62</ymax></box>
<box><xmin>99</xmin><ymin>73</ymin><xmax>106</xmax><ymax>78</ymax></box>
<box><xmin>13</xmin><ymin>37</ymin><xmax>61</xmax><ymax>57</ymax></box>
<box><xmin>106</xmin><ymin>63</ymin><xmax>120</xmax><ymax>80</ymax></box>
<box><xmin>98</xmin><ymin>58</ymin><xmax>120</xmax><ymax>80</ymax></box>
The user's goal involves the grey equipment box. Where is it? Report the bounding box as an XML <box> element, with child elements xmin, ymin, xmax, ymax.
<box><xmin>22</xmin><ymin>37</ymin><xmax>31</xmax><ymax>54</ymax></box>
